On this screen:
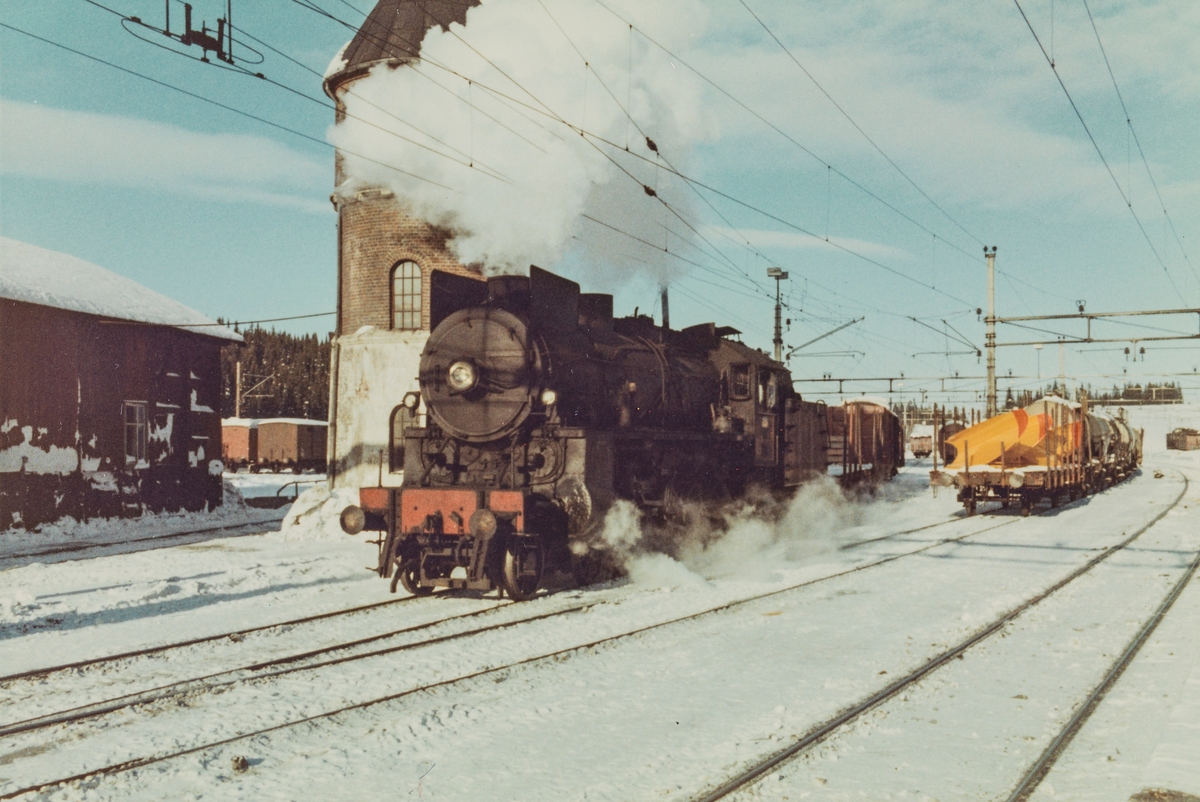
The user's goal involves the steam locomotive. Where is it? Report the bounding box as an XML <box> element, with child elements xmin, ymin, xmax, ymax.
<box><xmin>340</xmin><ymin>266</ymin><xmax>896</xmax><ymax>600</ymax></box>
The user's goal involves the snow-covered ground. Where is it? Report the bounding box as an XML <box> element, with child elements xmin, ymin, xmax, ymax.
<box><xmin>0</xmin><ymin>405</ymin><xmax>1197</xmax><ymax>801</ymax></box>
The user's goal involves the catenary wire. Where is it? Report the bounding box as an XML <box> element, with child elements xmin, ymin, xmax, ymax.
<box><xmin>1080</xmin><ymin>0</ymin><xmax>1198</xmax><ymax>290</ymax></box>
<box><xmin>1011</xmin><ymin>0</ymin><xmax>1186</xmax><ymax>304</ymax></box>
<box><xmin>0</xmin><ymin>22</ymin><xmax>458</xmax><ymax>193</ymax></box>
<box><xmin>737</xmin><ymin>0</ymin><xmax>985</xmax><ymax>249</ymax></box>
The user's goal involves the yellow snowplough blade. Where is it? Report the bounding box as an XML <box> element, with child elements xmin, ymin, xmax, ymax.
<box><xmin>944</xmin><ymin>397</ymin><xmax>1080</xmax><ymax>470</ymax></box>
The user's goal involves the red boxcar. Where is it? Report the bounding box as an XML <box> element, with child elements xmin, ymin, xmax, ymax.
<box><xmin>221</xmin><ymin>418</ymin><xmax>327</xmax><ymax>473</ymax></box>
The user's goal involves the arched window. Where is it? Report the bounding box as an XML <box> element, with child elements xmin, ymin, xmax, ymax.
<box><xmin>392</xmin><ymin>260</ymin><xmax>423</xmax><ymax>330</ymax></box>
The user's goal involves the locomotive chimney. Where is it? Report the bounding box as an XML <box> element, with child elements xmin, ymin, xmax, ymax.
<box><xmin>660</xmin><ymin>286</ymin><xmax>670</xmax><ymax>330</ymax></box>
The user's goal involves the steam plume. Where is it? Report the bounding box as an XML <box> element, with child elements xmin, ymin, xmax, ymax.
<box><xmin>329</xmin><ymin>0</ymin><xmax>714</xmax><ymax>281</ymax></box>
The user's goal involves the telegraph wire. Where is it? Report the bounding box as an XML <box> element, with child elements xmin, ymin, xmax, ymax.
<box><xmin>1</xmin><ymin>22</ymin><xmax>459</xmax><ymax>193</ymax></box>
<box><xmin>587</xmin><ymin>0</ymin><xmax>1078</xmax><ymax>306</ymax></box>
<box><xmin>288</xmin><ymin>0</ymin><xmax>1065</xmax><ymax>317</ymax></box>
<box><xmin>80</xmin><ymin>0</ymin><xmax>509</xmax><ymax>181</ymax></box>
<box><xmin>284</xmin><ymin>0</ymin><xmax>563</xmax><ymax>150</ymax></box>
<box><xmin>286</xmin><ymin>0</ymin><xmax>980</xmax><ymax>309</ymax></box>
<box><xmin>1080</xmin><ymin>0</ymin><xmax>1198</xmax><ymax>289</ymax></box>
<box><xmin>737</xmin><ymin>0</ymin><xmax>985</xmax><ymax>249</ymax></box>
<box><xmin>230</xmin><ymin>24</ymin><xmax>512</xmax><ymax>180</ymax></box>
<box><xmin>1011</xmin><ymin>0</ymin><xmax>1186</xmax><ymax>304</ymax></box>
<box><xmin>587</xmin><ymin>0</ymin><xmax>989</xmax><ymax>270</ymax></box>
<box><xmin>292</xmin><ymin>0</ymin><xmax>999</xmax><ymax>296</ymax></box>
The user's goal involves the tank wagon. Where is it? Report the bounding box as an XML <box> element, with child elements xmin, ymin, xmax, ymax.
<box><xmin>826</xmin><ymin>398</ymin><xmax>904</xmax><ymax>483</ymax></box>
<box><xmin>339</xmin><ymin>267</ymin><xmax>841</xmax><ymax>599</ymax></box>
<box><xmin>930</xmin><ymin>395</ymin><xmax>1142</xmax><ymax>515</ymax></box>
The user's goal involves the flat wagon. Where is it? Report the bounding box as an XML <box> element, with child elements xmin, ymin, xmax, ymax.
<box><xmin>930</xmin><ymin>395</ymin><xmax>1142</xmax><ymax>515</ymax></box>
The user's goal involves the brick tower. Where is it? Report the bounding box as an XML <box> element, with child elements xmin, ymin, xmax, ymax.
<box><xmin>324</xmin><ymin>0</ymin><xmax>483</xmax><ymax>490</ymax></box>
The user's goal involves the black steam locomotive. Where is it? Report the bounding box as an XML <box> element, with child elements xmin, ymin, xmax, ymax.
<box><xmin>341</xmin><ymin>266</ymin><xmax>834</xmax><ymax>599</ymax></box>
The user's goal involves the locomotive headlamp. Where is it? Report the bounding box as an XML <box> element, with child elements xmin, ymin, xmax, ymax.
<box><xmin>339</xmin><ymin>505</ymin><xmax>366</xmax><ymax>535</ymax></box>
<box><xmin>540</xmin><ymin>389</ymin><xmax>557</xmax><ymax>406</ymax></box>
<box><xmin>402</xmin><ymin>391</ymin><xmax>421</xmax><ymax>411</ymax></box>
<box><xmin>447</xmin><ymin>360</ymin><xmax>478</xmax><ymax>392</ymax></box>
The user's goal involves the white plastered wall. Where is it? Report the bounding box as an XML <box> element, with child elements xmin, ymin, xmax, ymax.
<box><xmin>331</xmin><ymin>326</ymin><xmax>428</xmax><ymax>490</ymax></box>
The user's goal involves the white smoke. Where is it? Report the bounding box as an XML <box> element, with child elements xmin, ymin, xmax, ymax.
<box><xmin>591</xmin><ymin>477</ymin><xmax>886</xmax><ymax>589</ymax></box>
<box><xmin>329</xmin><ymin>0</ymin><xmax>714</xmax><ymax>280</ymax></box>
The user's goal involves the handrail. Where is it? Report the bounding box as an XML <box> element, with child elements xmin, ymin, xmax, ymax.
<box><xmin>275</xmin><ymin>479</ymin><xmax>323</xmax><ymax>499</ymax></box>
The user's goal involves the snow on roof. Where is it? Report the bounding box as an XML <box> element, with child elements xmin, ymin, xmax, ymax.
<box><xmin>844</xmin><ymin>396</ymin><xmax>894</xmax><ymax>409</ymax></box>
<box><xmin>0</xmin><ymin>237</ymin><xmax>242</xmax><ymax>342</ymax></box>
<box><xmin>222</xmin><ymin>418</ymin><xmax>328</xmax><ymax>428</ymax></box>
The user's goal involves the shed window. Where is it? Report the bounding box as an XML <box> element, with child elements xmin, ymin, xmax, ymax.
<box><xmin>392</xmin><ymin>260</ymin><xmax>423</xmax><ymax>330</ymax></box>
<box><xmin>124</xmin><ymin>402</ymin><xmax>147</xmax><ymax>464</ymax></box>
<box><xmin>730</xmin><ymin>364</ymin><xmax>751</xmax><ymax>400</ymax></box>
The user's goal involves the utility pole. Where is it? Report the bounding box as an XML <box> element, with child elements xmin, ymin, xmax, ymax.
<box><xmin>984</xmin><ymin>246</ymin><xmax>998</xmax><ymax>418</ymax></box>
<box><xmin>767</xmin><ymin>267</ymin><xmax>788</xmax><ymax>361</ymax></box>
<box><xmin>235</xmin><ymin>360</ymin><xmax>242</xmax><ymax>418</ymax></box>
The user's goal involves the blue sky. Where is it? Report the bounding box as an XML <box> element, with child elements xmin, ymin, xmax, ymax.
<box><xmin>2</xmin><ymin>0</ymin><xmax>1197</xmax><ymax>407</ymax></box>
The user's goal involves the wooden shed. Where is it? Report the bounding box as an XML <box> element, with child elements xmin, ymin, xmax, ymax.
<box><xmin>1</xmin><ymin>238</ymin><xmax>242</xmax><ymax>529</ymax></box>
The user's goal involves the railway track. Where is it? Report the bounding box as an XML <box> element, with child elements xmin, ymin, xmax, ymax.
<box><xmin>1</xmin><ymin>503</ymin><xmax>1019</xmax><ymax>705</ymax></box>
<box><xmin>0</xmin><ymin>505</ymin><xmax>1076</xmax><ymax>799</ymax></box>
<box><xmin>0</xmin><ymin>514</ymin><xmax>286</xmax><ymax>563</ymax></box>
<box><xmin>0</xmin><ymin>593</ymin><xmax>428</xmax><ymax>684</ymax></box>
<box><xmin>0</xmin><ymin>598</ymin><xmax>588</xmax><ymax>739</ymax></box>
<box><xmin>691</xmin><ymin>469</ymin><xmax>1191</xmax><ymax>801</ymax></box>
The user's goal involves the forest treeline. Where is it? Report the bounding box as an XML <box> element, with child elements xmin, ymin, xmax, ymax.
<box><xmin>220</xmin><ymin>327</ymin><xmax>331</xmax><ymax>420</ymax></box>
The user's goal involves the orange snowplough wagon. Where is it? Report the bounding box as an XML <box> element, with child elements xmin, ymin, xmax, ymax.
<box><xmin>929</xmin><ymin>395</ymin><xmax>1142</xmax><ymax>516</ymax></box>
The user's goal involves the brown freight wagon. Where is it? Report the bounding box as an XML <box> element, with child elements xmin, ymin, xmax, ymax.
<box><xmin>258</xmin><ymin>419</ymin><xmax>327</xmax><ymax>472</ymax></box>
<box><xmin>221</xmin><ymin>419</ymin><xmax>257</xmax><ymax>468</ymax></box>
<box><xmin>826</xmin><ymin>398</ymin><xmax>904</xmax><ymax>484</ymax></box>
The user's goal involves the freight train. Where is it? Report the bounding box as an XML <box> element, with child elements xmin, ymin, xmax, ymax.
<box><xmin>340</xmin><ymin>267</ymin><xmax>902</xmax><ymax>599</ymax></box>
<box><xmin>929</xmin><ymin>395</ymin><xmax>1142</xmax><ymax>515</ymax></box>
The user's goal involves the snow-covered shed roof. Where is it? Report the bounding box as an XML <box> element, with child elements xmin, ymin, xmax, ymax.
<box><xmin>0</xmin><ymin>237</ymin><xmax>242</xmax><ymax>342</ymax></box>
<box><xmin>222</xmin><ymin>418</ymin><xmax>329</xmax><ymax>428</ymax></box>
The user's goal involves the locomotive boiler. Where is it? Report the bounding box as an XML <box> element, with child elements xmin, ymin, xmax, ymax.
<box><xmin>341</xmin><ymin>266</ymin><xmax>830</xmax><ymax>599</ymax></box>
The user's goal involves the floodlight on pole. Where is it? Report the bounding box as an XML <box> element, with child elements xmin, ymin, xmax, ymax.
<box><xmin>767</xmin><ymin>268</ymin><xmax>789</xmax><ymax>361</ymax></box>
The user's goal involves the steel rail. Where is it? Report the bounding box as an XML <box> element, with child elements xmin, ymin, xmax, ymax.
<box><xmin>0</xmin><ymin>514</ymin><xmax>286</xmax><ymax>563</ymax></box>
<box><xmin>1</xmin><ymin>509</ymin><xmax>1033</xmax><ymax>712</ymax></box>
<box><xmin>1005</xmin><ymin>479</ymin><xmax>1200</xmax><ymax>801</ymax></box>
<box><xmin>0</xmin><ymin>595</ymin><xmax>431</xmax><ymax>684</ymax></box>
<box><xmin>691</xmin><ymin>472</ymin><xmax>1189</xmax><ymax>802</ymax></box>
<box><xmin>0</xmin><ymin>513</ymin><xmax>1033</xmax><ymax>799</ymax></box>
<box><xmin>0</xmin><ymin>599</ymin><xmax>548</xmax><ymax>738</ymax></box>
<box><xmin>0</xmin><ymin>513</ymin><xmax>1010</xmax><ymax>740</ymax></box>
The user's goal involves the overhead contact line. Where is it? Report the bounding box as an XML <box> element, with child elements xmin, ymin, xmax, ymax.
<box><xmin>0</xmin><ymin>22</ymin><xmax>458</xmax><ymax>193</ymax></box>
<box><xmin>737</xmin><ymin>0</ymin><xmax>985</xmax><ymax>250</ymax></box>
<box><xmin>1011</xmin><ymin>0</ymin><xmax>1186</xmax><ymax>304</ymax></box>
<box><xmin>1080</xmin><ymin>0</ymin><xmax>1197</xmax><ymax>292</ymax></box>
